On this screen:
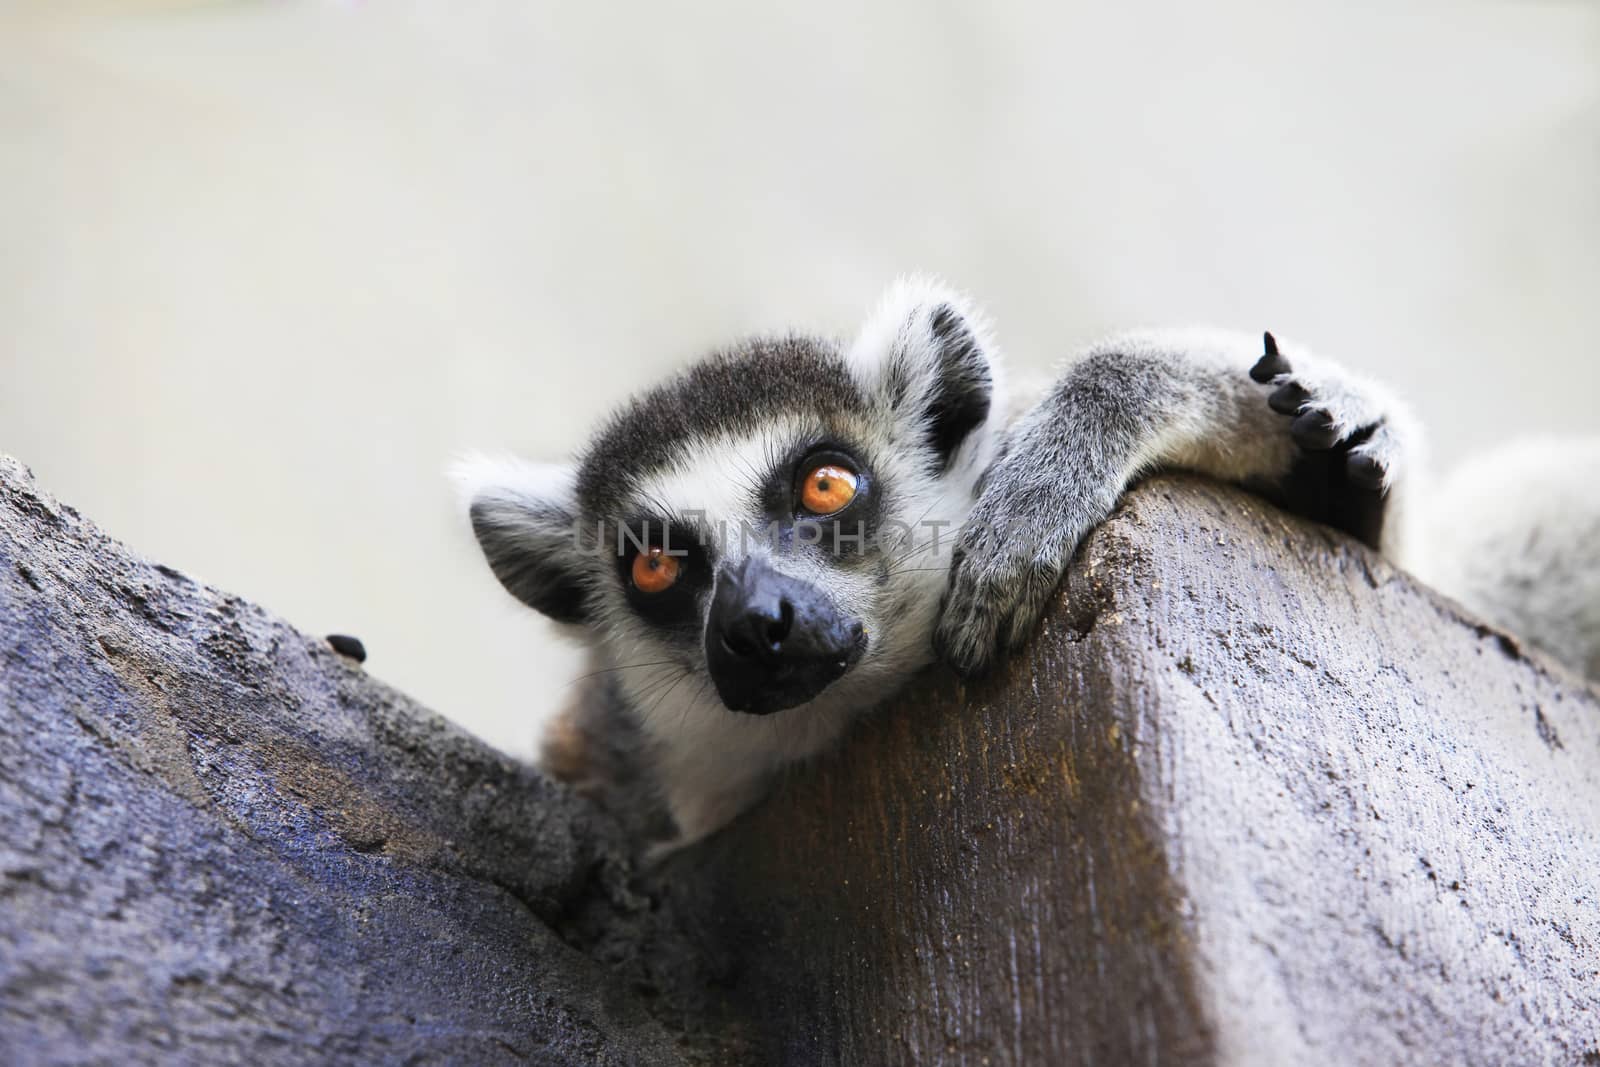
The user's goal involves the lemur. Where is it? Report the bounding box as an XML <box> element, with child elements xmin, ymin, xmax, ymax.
<box><xmin>458</xmin><ymin>279</ymin><xmax>1600</xmax><ymax>850</ymax></box>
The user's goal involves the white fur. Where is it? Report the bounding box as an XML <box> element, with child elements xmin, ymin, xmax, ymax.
<box><xmin>847</xmin><ymin>274</ymin><xmax>1009</xmax><ymax>482</ymax></box>
<box><xmin>611</xmin><ymin>407</ymin><xmax>990</xmax><ymax>846</ymax></box>
<box><xmin>450</xmin><ymin>451</ymin><xmax>577</xmax><ymax>515</ymax></box>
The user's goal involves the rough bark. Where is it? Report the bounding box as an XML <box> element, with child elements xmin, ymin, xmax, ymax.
<box><xmin>668</xmin><ymin>476</ymin><xmax>1600</xmax><ymax>1066</ymax></box>
<box><xmin>0</xmin><ymin>456</ymin><xmax>687</xmax><ymax>1066</ymax></box>
<box><xmin>2</xmin><ymin>455</ymin><xmax>1597</xmax><ymax>1066</ymax></box>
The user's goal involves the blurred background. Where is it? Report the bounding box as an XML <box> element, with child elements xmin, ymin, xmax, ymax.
<box><xmin>2</xmin><ymin>1</ymin><xmax>1596</xmax><ymax>756</ymax></box>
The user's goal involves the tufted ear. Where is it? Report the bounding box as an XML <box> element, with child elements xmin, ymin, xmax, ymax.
<box><xmin>453</xmin><ymin>455</ymin><xmax>592</xmax><ymax>625</ymax></box>
<box><xmin>847</xmin><ymin>277</ymin><xmax>1004</xmax><ymax>471</ymax></box>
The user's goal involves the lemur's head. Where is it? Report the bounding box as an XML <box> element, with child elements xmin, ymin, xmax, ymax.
<box><xmin>459</xmin><ymin>280</ymin><xmax>1004</xmax><ymax>731</ymax></box>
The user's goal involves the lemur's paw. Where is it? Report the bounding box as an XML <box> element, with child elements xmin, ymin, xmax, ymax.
<box><xmin>934</xmin><ymin>482</ymin><xmax>1078</xmax><ymax>678</ymax></box>
<box><xmin>936</xmin><ymin>552</ymin><xmax>1049</xmax><ymax>678</ymax></box>
<box><xmin>1250</xmin><ymin>332</ymin><xmax>1411</xmax><ymax>547</ymax></box>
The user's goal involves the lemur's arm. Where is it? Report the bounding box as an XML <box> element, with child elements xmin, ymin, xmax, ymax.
<box><xmin>935</xmin><ymin>328</ymin><xmax>1418</xmax><ymax>676</ymax></box>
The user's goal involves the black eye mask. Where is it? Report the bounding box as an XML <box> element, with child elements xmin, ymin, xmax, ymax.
<box><xmin>756</xmin><ymin>440</ymin><xmax>883</xmax><ymax>559</ymax></box>
<box><xmin>611</xmin><ymin>517</ymin><xmax>712</xmax><ymax>638</ymax></box>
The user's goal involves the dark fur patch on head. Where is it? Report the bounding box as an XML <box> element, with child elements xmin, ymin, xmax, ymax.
<box><xmin>576</xmin><ymin>335</ymin><xmax>867</xmax><ymax>516</ymax></box>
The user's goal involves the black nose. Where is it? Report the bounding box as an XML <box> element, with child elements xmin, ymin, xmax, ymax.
<box><xmin>705</xmin><ymin>556</ymin><xmax>865</xmax><ymax>715</ymax></box>
<box><xmin>720</xmin><ymin>594</ymin><xmax>795</xmax><ymax>661</ymax></box>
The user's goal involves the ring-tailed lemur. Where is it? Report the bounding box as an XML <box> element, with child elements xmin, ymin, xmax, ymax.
<box><xmin>458</xmin><ymin>279</ymin><xmax>1599</xmax><ymax>849</ymax></box>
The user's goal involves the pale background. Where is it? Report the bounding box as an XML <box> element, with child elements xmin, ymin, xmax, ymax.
<box><xmin>3</xmin><ymin>1</ymin><xmax>1596</xmax><ymax>756</ymax></box>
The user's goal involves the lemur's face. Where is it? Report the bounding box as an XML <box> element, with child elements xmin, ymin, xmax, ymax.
<box><xmin>460</xmin><ymin>280</ymin><xmax>1004</xmax><ymax>731</ymax></box>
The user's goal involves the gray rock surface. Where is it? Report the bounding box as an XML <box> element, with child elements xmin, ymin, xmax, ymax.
<box><xmin>4</xmin><ymin>455</ymin><xmax>1597</xmax><ymax>1066</ymax></box>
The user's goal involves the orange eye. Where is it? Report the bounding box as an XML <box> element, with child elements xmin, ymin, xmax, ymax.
<box><xmin>800</xmin><ymin>464</ymin><xmax>859</xmax><ymax>515</ymax></box>
<box><xmin>630</xmin><ymin>546</ymin><xmax>681</xmax><ymax>594</ymax></box>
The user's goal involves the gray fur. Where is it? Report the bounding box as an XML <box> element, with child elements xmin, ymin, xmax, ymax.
<box><xmin>937</xmin><ymin>326</ymin><xmax>1419</xmax><ymax>674</ymax></box>
<box><xmin>461</xmin><ymin>283</ymin><xmax>1597</xmax><ymax>851</ymax></box>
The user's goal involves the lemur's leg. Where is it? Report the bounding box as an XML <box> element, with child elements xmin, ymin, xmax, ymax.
<box><xmin>935</xmin><ymin>328</ymin><xmax>1418</xmax><ymax>676</ymax></box>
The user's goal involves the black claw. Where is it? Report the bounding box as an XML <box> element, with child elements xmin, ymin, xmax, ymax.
<box><xmin>1290</xmin><ymin>409</ymin><xmax>1341</xmax><ymax>450</ymax></box>
<box><xmin>1345</xmin><ymin>452</ymin><xmax>1387</xmax><ymax>490</ymax></box>
<box><xmin>1268</xmin><ymin>381</ymin><xmax>1311</xmax><ymax>415</ymax></box>
<box><xmin>1250</xmin><ymin>332</ymin><xmax>1292</xmax><ymax>382</ymax></box>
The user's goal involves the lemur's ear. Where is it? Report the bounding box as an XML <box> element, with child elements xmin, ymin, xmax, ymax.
<box><xmin>453</xmin><ymin>455</ymin><xmax>592</xmax><ymax>625</ymax></box>
<box><xmin>848</xmin><ymin>277</ymin><xmax>1003</xmax><ymax>470</ymax></box>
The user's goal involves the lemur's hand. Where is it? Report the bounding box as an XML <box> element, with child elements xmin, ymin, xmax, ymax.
<box><xmin>1246</xmin><ymin>332</ymin><xmax>1413</xmax><ymax>550</ymax></box>
<box><xmin>933</xmin><ymin>428</ymin><xmax>1108</xmax><ymax>678</ymax></box>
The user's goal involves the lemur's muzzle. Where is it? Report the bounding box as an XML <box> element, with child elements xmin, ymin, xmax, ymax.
<box><xmin>704</xmin><ymin>556</ymin><xmax>866</xmax><ymax>715</ymax></box>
